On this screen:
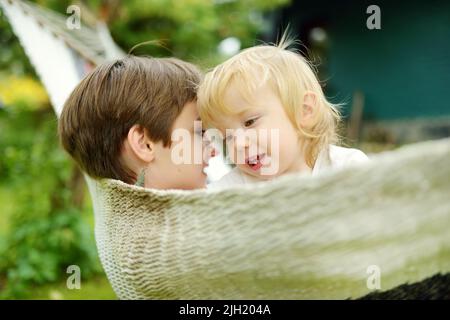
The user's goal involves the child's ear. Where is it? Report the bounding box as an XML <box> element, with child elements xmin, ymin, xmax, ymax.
<box><xmin>298</xmin><ymin>91</ymin><xmax>318</xmax><ymax>128</ymax></box>
<box><xmin>127</xmin><ymin>125</ymin><xmax>155</xmax><ymax>163</ymax></box>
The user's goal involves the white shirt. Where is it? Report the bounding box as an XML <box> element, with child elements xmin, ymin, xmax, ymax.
<box><xmin>207</xmin><ymin>145</ymin><xmax>369</xmax><ymax>189</ymax></box>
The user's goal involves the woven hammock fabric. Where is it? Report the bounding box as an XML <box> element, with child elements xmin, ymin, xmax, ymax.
<box><xmin>90</xmin><ymin>138</ymin><xmax>450</xmax><ymax>299</ymax></box>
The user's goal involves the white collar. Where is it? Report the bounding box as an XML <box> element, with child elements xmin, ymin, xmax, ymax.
<box><xmin>312</xmin><ymin>145</ymin><xmax>331</xmax><ymax>176</ymax></box>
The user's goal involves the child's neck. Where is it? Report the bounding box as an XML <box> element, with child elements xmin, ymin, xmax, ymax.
<box><xmin>285</xmin><ymin>140</ymin><xmax>313</xmax><ymax>175</ymax></box>
<box><xmin>285</xmin><ymin>156</ymin><xmax>312</xmax><ymax>175</ymax></box>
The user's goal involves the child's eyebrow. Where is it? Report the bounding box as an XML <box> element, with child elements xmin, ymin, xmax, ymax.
<box><xmin>237</xmin><ymin>107</ymin><xmax>262</xmax><ymax>117</ymax></box>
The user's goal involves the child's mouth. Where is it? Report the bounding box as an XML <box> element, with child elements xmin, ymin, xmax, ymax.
<box><xmin>245</xmin><ymin>154</ymin><xmax>265</xmax><ymax>171</ymax></box>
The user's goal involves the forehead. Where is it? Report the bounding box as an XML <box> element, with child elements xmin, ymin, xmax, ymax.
<box><xmin>173</xmin><ymin>101</ymin><xmax>199</xmax><ymax>129</ymax></box>
<box><xmin>223</xmin><ymin>81</ymin><xmax>280</xmax><ymax>113</ymax></box>
<box><xmin>222</xmin><ymin>81</ymin><xmax>263</xmax><ymax>112</ymax></box>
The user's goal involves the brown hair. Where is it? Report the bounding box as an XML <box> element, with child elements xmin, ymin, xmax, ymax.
<box><xmin>59</xmin><ymin>56</ymin><xmax>202</xmax><ymax>184</ymax></box>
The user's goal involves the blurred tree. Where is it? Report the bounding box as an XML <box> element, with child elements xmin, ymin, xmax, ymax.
<box><xmin>107</xmin><ymin>0</ymin><xmax>290</xmax><ymax>66</ymax></box>
<box><xmin>1</xmin><ymin>0</ymin><xmax>292</xmax><ymax>73</ymax></box>
<box><xmin>0</xmin><ymin>106</ymin><xmax>102</xmax><ymax>299</ymax></box>
<box><xmin>0</xmin><ymin>11</ymin><xmax>35</xmax><ymax>76</ymax></box>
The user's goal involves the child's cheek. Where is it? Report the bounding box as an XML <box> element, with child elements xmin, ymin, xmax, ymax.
<box><xmin>255</xmin><ymin>131</ymin><xmax>270</xmax><ymax>156</ymax></box>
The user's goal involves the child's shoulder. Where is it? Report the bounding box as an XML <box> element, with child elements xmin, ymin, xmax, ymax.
<box><xmin>328</xmin><ymin>144</ymin><xmax>369</xmax><ymax>167</ymax></box>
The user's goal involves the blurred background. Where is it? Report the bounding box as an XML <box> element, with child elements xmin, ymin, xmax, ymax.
<box><xmin>0</xmin><ymin>0</ymin><xmax>449</xmax><ymax>299</ymax></box>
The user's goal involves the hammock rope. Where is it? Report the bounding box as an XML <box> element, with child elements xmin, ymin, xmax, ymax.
<box><xmin>91</xmin><ymin>139</ymin><xmax>450</xmax><ymax>299</ymax></box>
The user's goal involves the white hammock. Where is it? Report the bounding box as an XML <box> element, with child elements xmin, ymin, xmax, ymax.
<box><xmin>92</xmin><ymin>139</ymin><xmax>450</xmax><ymax>299</ymax></box>
<box><xmin>2</xmin><ymin>0</ymin><xmax>449</xmax><ymax>300</ymax></box>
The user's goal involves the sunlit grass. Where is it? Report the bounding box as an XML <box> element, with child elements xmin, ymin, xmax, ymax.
<box><xmin>26</xmin><ymin>276</ymin><xmax>116</xmax><ymax>300</ymax></box>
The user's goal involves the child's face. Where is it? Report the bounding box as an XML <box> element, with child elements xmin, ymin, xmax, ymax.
<box><xmin>219</xmin><ymin>83</ymin><xmax>311</xmax><ymax>179</ymax></box>
<box><xmin>147</xmin><ymin>101</ymin><xmax>214</xmax><ymax>189</ymax></box>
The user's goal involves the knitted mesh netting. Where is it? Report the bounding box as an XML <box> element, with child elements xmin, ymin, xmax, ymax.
<box><xmin>87</xmin><ymin>138</ymin><xmax>450</xmax><ymax>299</ymax></box>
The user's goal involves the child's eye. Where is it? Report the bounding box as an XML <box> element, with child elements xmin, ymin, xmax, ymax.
<box><xmin>244</xmin><ymin>117</ymin><xmax>258</xmax><ymax>128</ymax></box>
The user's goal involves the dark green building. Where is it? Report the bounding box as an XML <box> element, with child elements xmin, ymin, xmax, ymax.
<box><xmin>268</xmin><ymin>0</ymin><xmax>450</xmax><ymax>122</ymax></box>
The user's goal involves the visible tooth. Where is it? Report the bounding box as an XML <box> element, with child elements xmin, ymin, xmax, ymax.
<box><xmin>248</xmin><ymin>156</ymin><xmax>257</xmax><ymax>164</ymax></box>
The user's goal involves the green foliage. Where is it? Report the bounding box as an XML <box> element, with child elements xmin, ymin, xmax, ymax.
<box><xmin>0</xmin><ymin>107</ymin><xmax>102</xmax><ymax>299</ymax></box>
<box><xmin>0</xmin><ymin>12</ymin><xmax>35</xmax><ymax>76</ymax></box>
<box><xmin>19</xmin><ymin>0</ymin><xmax>290</xmax><ymax>66</ymax></box>
<box><xmin>109</xmin><ymin>0</ymin><xmax>290</xmax><ymax>64</ymax></box>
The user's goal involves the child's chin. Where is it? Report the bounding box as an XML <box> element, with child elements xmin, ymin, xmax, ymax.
<box><xmin>197</xmin><ymin>175</ymin><xmax>208</xmax><ymax>187</ymax></box>
<box><xmin>186</xmin><ymin>180</ymin><xmax>206</xmax><ymax>190</ymax></box>
<box><xmin>257</xmin><ymin>172</ymin><xmax>277</xmax><ymax>180</ymax></box>
<box><xmin>240</xmin><ymin>165</ymin><xmax>275</xmax><ymax>180</ymax></box>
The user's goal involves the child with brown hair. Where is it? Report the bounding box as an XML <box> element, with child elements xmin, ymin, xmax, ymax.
<box><xmin>59</xmin><ymin>56</ymin><xmax>214</xmax><ymax>190</ymax></box>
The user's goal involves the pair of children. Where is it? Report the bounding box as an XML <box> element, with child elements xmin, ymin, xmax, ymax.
<box><xmin>59</xmin><ymin>40</ymin><xmax>368</xmax><ymax>190</ymax></box>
